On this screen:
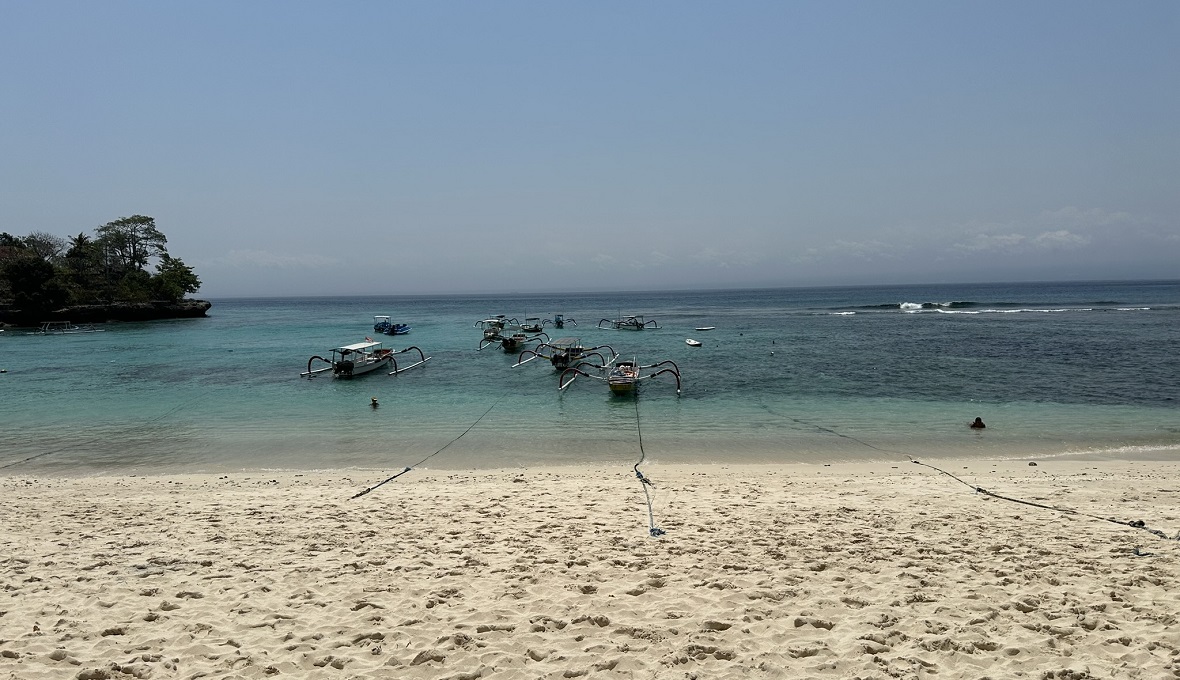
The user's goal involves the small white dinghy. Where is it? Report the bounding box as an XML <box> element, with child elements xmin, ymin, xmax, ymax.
<box><xmin>694</xmin><ymin>326</ymin><xmax>716</xmax><ymax>331</ymax></box>
<box><xmin>685</xmin><ymin>338</ymin><xmax>702</xmax><ymax>347</ymax></box>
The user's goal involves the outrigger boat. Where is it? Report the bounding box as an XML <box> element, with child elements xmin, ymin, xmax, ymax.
<box><xmin>373</xmin><ymin>315</ymin><xmax>411</xmax><ymax>335</ymax></box>
<box><xmin>598</xmin><ymin>314</ymin><xmax>659</xmax><ymax>330</ymax></box>
<box><xmin>475</xmin><ymin>315</ymin><xmax>518</xmax><ymax>331</ymax></box>
<box><xmin>499</xmin><ymin>330</ymin><xmax>549</xmax><ymax>353</ymax></box>
<box><xmin>559</xmin><ymin>357</ymin><xmax>681</xmax><ymax>395</ymax></box>
<box><xmin>513</xmin><ymin>337</ymin><xmax>617</xmax><ymax>370</ymax></box>
<box><xmin>303</xmin><ymin>339</ymin><xmax>430</xmax><ymax>379</ymax></box>
<box><xmin>29</xmin><ymin>321</ymin><xmax>104</xmax><ymax>335</ymax></box>
<box><xmin>519</xmin><ymin>317</ymin><xmax>545</xmax><ymax>333</ymax></box>
<box><xmin>550</xmin><ymin>314</ymin><xmax>576</xmax><ymax>329</ymax></box>
<box><xmin>475</xmin><ymin>315</ymin><xmax>516</xmax><ymax>351</ymax></box>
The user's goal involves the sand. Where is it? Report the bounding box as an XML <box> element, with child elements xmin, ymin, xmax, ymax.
<box><xmin>2</xmin><ymin>459</ymin><xmax>1179</xmax><ymax>679</ymax></box>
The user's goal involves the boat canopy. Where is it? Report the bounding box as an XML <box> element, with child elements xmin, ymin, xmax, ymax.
<box><xmin>335</xmin><ymin>341</ymin><xmax>383</xmax><ymax>353</ymax></box>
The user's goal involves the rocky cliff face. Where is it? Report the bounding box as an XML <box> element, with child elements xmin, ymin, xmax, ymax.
<box><xmin>0</xmin><ymin>300</ymin><xmax>212</xmax><ymax>326</ymax></box>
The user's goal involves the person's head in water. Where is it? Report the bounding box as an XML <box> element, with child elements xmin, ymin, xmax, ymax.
<box><xmin>371</xmin><ymin>396</ymin><xmax>379</xmax><ymax>408</ymax></box>
<box><xmin>970</xmin><ymin>417</ymin><xmax>985</xmax><ymax>428</ymax></box>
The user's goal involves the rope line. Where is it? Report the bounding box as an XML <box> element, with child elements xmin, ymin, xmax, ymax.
<box><xmin>756</xmin><ymin>401</ymin><xmax>899</xmax><ymax>454</ymax></box>
<box><xmin>908</xmin><ymin>458</ymin><xmax>1174</xmax><ymax>540</ymax></box>
<box><xmin>633</xmin><ymin>398</ymin><xmax>665</xmax><ymax>537</ymax></box>
<box><xmin>350</xmin><ymin>395</ymin><xmax>505</xmax><ymax>500</ymax></box>
<box><xmin>757</xmin><ymin>400</ymin><xmax>1178</xmax><ymax>542</ymax></box>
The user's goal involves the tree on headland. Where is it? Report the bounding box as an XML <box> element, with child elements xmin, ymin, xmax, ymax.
<box><xmin>151</xmin><ymin>253</ymin><xmax>201</xmax><ymax>302</ymax></box>
<box><xmin>2</xmin><ymin>256</ymin><xmax>69</xmax><ymax>316</ymax></box>
<box><xmin>95</xmin><ymin>215</ymin><xmax>168</xmax><ymax>271</ymax></box>
<box><xmin>0</xmin><ymin>216</ymin><xmax>203</xmax><ymax>318</ymax></box>
<box><xmin>22</xmin><ymin>231</ymin><xmax>66</xmax><ymax>264</ymax></box>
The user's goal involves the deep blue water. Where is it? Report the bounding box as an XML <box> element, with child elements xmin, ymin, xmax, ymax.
<box><xmin>2</xmin><ymin>280</ymin><xmax>1178</xmax><ymax>474</ymax></box>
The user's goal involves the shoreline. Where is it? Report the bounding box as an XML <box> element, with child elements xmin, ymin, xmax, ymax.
<box><xmin>3</xmin><ymin>439</ymin><xmax>1179</xmax><ymax>480</ymax></box>
<box><xmin>3</xmin><ymin>460</ymin><xmax>1179</xmax><ymax>678</ymax></box>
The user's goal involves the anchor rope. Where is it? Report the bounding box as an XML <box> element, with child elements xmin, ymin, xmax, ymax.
<box><xmin>757</xmin><ymin>400</ymin><xmax>1178</xmax><ymax>542</ymax></box>
<box><xmin>350</xmin><ymin>395</ymin><xmax>506</xmax><ymax>500</ymax></box>
<box><xmin>633</xmin><ymin>397</ymin><xmax>665</xmax><ymax>537</ymax></box>
<box><xmin>907</xmin><ymin>458</ymin><xmax>1174</xmax><ymax>540</ymax></box>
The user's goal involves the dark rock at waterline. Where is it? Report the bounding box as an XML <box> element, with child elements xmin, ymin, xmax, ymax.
<box><xmin>0</xmin><ymin>299</ymin><xmax>212</xmax><ymax>326</ymax></box>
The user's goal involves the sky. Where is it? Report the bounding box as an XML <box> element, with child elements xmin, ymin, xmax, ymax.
<box><xmin>1</xmin><ymin>1</ymin><xmax>1177</xmax><ymax>297</ymax></box>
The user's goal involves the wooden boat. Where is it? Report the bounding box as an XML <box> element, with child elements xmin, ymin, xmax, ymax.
<box><xmin>303</xmin><ymin>340</ymin><xmax>430</xmax><ymax>379</ymax></box>
<box><xmin>499</xmin><ymin>330</ymin><xmax>549</xmax><ymax>353</ymax></box>
<box><xmin>598</xmin><ymin>314</ymin><xmax>659</xmax><ymax>330</ymax></box>
<box><xmin>686</xmin><ymin>338</ymin><xmax>702</xmax><ymax>347</ymax></box>
<box><xmin>513</xmin><ymin>337</ymin><xmax>616</xmax><ymax>370</ymax></box>
<box><xmin>30</xmin><ymin>321</ymin><xmax>104</xmax><ymax>335</ymax></box>
<box><xmin>475</xmin><ymin>315</ymin><xmax>517</xmax><ymax>330</ymax></box>
<box><xmin>475</xmin><ymin>315</ymin><xmax>521</xmax><ymax>350</ymax></box>
<box><xmin>519</xmin><ymin>317</ymin><xmax>545</xmax><ymax>333</ymax></box>
<box><xmin>694</xmin><ymin>326</ymin><xmax>716</xmax><ymax>331</ymax></box>
<box><xmin>559</xmin><ymin>357</ymin><xmax>681</xmax><ymax>395</ymax></box>
<box><xmin>373</xmin><ymin>315</ymin><xmax>411</xmax><ymax>335</ymax></box>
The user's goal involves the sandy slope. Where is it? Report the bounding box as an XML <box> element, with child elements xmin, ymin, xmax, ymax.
<box><xmin>2</xmin><ymin>460</ymin><xmax>1178</xmax><ymax>679</ymax></box>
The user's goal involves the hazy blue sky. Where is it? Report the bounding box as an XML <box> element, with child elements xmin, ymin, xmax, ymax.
<box><xmin>2</xmin><ymin>1</ymin><xmax>1177</xmax><ymax>297</ymax></box>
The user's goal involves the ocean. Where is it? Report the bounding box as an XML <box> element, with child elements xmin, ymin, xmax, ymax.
<box><xmin>2</xmin><ymin>280</ymin><xmax>1178</xmax><ymax>475</ymax></box>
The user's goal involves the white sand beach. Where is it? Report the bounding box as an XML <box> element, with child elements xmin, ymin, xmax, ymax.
<box><xmin>2</xmin><ymin>459</ymin><xmax>1178</xmax><ymax>679</ymax></box>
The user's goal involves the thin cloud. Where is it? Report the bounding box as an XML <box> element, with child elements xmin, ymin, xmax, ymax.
<box><xmin>1038</xmin><ymin>206</ymin><xmax>1134</xmax><ymax>228</ymax></box>
<box><xmin>207</xmin><ymin>249</ymin><xmax>340</xmax><ymax>269</ymax></box>
<box><xmin>689</xmin><ymin>248</ymin><xmax>763</xmax><ymax>269</ymax></box>
<box><xmin>950</xmin><ymin>206</ymin><xmax>1129</xmax><ymax>254</ymax></box>
<box><xmin>953</xmin><ymin>233</ymin><xmax>1028</xmax><ymax>253</ymax></box>
<box><xmin>1032</xmin><ymin>230</ymin><xmax>1090</xmax><ymax>249</ymax></box>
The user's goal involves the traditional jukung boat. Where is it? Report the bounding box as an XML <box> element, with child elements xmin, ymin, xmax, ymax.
<box><xmin>686</xmin><ymin>338</ymin><xmax>702</xmax><ymax>347</ymax></box>
<box><xmin>519</xmin><ymin>317</ymin><xmax>545</xmax><ymax>333</ymax></box>
<box><xmin>499</xmin><ymin>330</ymin><xmax>549</xmax><ymax>353</ymax></box>
<box><xmin>512</xmin><ymin>337</ymin><xmax>616</xmax><ymax>370</ymax></box>
<box><xmin>303</xmin><ymin>340</ymin><xmax>430</xmax><ymax>379</ymax></box>
<box><xmin>29</xmin><ymin>321</ymin><xmax>104</xmax><ymax>335</ymax></box>
<box><xmin>373</xmin><ymin>315</ymin><xmax>411</xmax><ymax>335</ymax></box>
<box><xmin>475</xmin><ymin>315</ymin><xmax>520</xmax><ymax>351</ymax></box>
<box><xmin>551</xmin><ymin>314</ymin><xmax>576</xmax><ymax>329</ymax></box>
<box><xmin>559</xmin><ymin>357</ymin><xmax>681</xmax><ymax>395</ymax></box>
<box><xmin>597</xmin><ymin>314</ymin><xmax>659</xmax><ymax>330</ymax></box>
<box><xmin>475</xmin><ymin>315</ymin><xmax>517</xmax><ymax>330</ymax></box>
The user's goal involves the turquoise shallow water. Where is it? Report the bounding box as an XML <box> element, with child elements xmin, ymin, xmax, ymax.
<box><xmin>2</xmin><ymin>280</ymin><xmax>1178</xmax><ymax>474</ymax></box>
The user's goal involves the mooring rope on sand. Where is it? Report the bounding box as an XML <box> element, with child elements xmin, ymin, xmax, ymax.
<box><xmin>633</xmin><ymin>398</ymin><xmax>665</xmax><ymax>537</ymax></box>
<box><xmin>757</xmin><ymin>400</ymin><xmax>1178</xmax><ymax>542</ymax></box>
<box><xmin>350</xmin><ymin>395</ymin><xmax>505</xmax><ymax>500</ymax></box>
<box><xmin>908</xmin><ymin>457</ymin><xmax>1175</xmax><ymax>540</ymax></box>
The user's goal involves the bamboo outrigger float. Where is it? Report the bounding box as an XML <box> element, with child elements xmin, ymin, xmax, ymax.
<box><xmin>559</xmin><ymin>357</ymin><xmax>681</xmax><ymax>395</ymax></box>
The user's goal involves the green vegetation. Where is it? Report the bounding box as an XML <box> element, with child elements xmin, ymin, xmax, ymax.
<box><xmin>0</xmin><ymin>215</ymin><xmax>201</xmax><ymax>318</ymax></box>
